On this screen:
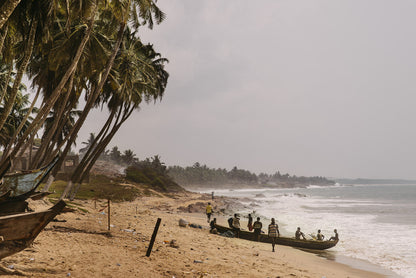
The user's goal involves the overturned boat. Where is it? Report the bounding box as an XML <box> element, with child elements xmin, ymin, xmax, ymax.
<box><xmin>0</xmin><ymin>200</ymin><xmax>66</xmax><ymax>259</ymax></box>
<box><xmin>214</xmin><ymin>224</ymin><xmax>338</xmax><ymax>250</ymax></box>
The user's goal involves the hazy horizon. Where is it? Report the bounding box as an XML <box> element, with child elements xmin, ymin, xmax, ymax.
<box><xmin>76</xmin><ymin>1</ymin><xmax>416</xmax><ymax>180</ymax></box>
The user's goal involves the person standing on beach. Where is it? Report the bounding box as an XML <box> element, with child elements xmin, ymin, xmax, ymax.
<box><xmin>232</xmin><ymin>213</ymin><xmax>241</xmax><ymax>238</ymax></box>
<box><xmin>247</xmin><ymin>214</ymin><xmax>253</xmax><ymax>231</ymax></box>
<box><xmin>253</xmin><ymin>217</ymin><xmax>262</xmax><ymax>241</ymax></box>
<box><xmin>206</xmin><ymin>203</ymin><xmax>213</xmax><ymax>223</ymax></box>
<box><xmin>268</xmin><ymin>218</ymin><xmax>280</xmax><ymax>252</ymax></box>
<box><xmin>209</xmin><ymin>218</ymin><xmax>217</xmax><ymax>233</ymax></box>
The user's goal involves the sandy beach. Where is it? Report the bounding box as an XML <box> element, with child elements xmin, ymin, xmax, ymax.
<box><xmin>0</xmin><ymin>191</ymin><xmax>388</xmax><ymax>277</ymax></box>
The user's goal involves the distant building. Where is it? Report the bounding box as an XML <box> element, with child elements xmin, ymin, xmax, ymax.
<box><xmin>9</xmin><ymin>147</ymin><xmax>81</xmax><ymax>181</ymax></box>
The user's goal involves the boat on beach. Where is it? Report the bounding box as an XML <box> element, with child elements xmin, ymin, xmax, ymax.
<box><xmin>0</xmin><ymin>200</ymin><xmax>66</xmax><ymax>260</ymax></box>
<box><xmin>0</xmin><ymin>156</ymin><xmax>59</xmax><ymax>197</ymax></box>
<box><xmin>0</xmin><ymin>157</ymin><xmax>59</xmax><ymax>215</ymax></box>
<box><xmin>214</xmin><ymin>224</ymin><xmax>338</xmax><ymax>250</ymax></box>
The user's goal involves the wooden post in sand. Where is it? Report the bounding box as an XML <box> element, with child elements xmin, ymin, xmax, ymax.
<box><xmin>146</xmin><ymin>218</ymin><xmax>161</xmax><ymax>257</ymax></box>
<box><xmin>107</xmin><ymin>199</ymin><xmax>111</xmax><ymax>231</ymax></box>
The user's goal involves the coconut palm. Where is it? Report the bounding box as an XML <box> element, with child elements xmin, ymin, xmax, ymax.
<box><xmin>64</xmin><ymin>30</ymin><xmax>169</xmax><ymax>199</ymax></box>
<box><xmin>0</xmin><ymin>0</ymin><xmax>22</xmax><ymax>29</ymax></box>
<box><xmin>1</xmin><ymin>0</ymin><xmax>98</xmax><ymax>167</ymax></box>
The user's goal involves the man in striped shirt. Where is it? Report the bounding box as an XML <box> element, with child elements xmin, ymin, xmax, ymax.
<box><xmin>268</xmin><ymin>218</ymin><xmax>280</xmax><ymax>252</ymax></box>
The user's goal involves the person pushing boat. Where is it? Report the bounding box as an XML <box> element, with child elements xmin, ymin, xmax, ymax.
<box><xmin>253</xmin><ymin>217</ymin><xmax>262</xmax><ymax>241</ymax></box>
<box><xmin>232</xmin><ymin>213</ymin><xmax>241</xmax><ymax>238</ymax></box>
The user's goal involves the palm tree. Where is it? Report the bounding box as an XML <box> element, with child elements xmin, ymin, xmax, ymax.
<box><xmin>0</xmin><ymin>0</ymin><xmax>22</xmax><ymax>29</ymax></box>
<box><xmin>1</xmin><ymin>0</ymin><xmax>98</xmax><ymax>167</ymax></box>
<box><xmin>121</xmin><ymin>149</ymin><xmax>137</xmax><ymax>165</ymax></box>
<box><xmin>79</xmin><ymin>133</ymin><xmax>96</xmax><ymax>156</ymax></box>
<box><xmin>64</xmin><ymin>30</ymin><xmax>169</xmax><ymax>199</ymax></box>
<box><xmin>0</xmin><ymin>91</ymin><xmax>34</xmax><ymax>149</ymax></box>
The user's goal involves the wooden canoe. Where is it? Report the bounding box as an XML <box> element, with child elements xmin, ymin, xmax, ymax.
<box><xmin>1</xmin><ymin>156</ymin><xmax>59</xmax><ymax>197</ymax></box>
<box><xmin>0</xmin><ymin>200</ymin><xmax>66</xmax><ymax>259</ymax></box>
<box><xmin>214</xmin><ymin>224</ymin><xmax>338</xmax><ymax>250</ymax></box>
<box><xmin>0</xmin><ymin>157</ymin><xmax>59</xmax><ymax>215</ymax></box>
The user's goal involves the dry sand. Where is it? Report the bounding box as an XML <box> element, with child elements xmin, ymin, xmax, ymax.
<box><xmin>0</xmin><ymin>192</ymin><xmax>387</xmax><ymax>278</ymax></box>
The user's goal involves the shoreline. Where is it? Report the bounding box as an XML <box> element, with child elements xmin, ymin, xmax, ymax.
<box><xmin>0</xmin><ymin>191</ymin><xmax>395</xmax><ymax>277</ymax></box>
<box><xmin>187</xmin><ymin>191</ymin><xmax>403</xmax><ymax>278</ymax></box>
<box><xmin>211</xmin><ymin>214</ymin><xmax>400</xmax><ymax>278</ymax></box>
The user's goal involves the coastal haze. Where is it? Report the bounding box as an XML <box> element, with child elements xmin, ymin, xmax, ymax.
<box><xmin>78</xmin><ymin>0</ymin><xmax>416</xmax><ymax>180</ymax></box>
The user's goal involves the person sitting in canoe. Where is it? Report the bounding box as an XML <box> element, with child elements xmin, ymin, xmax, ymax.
<box><xmin>268</xmin><ymin>218</ymin><xmax>280</xmax><ymax>252</ymax></box>
<box><xmin>317</xmin><ymin>229</ymin><xmax>325</xmax><ymax>241</ymax></box>
<box><xmin>329</xmin><ymin>229</ymin><xmax>339</xmax><ymax>241</ymax></box>
<box><xmin>253</xmin><ymin>217</ymin><xmax>262</xmax><ymax>241</ymax></box>
<box><xmin>295</xmin><ymin>227</ymin><xmax>306</xmax><ymax>240</ymax></box>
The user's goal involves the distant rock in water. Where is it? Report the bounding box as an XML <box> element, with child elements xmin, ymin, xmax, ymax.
<box><xmin>255</xmin><ymin>193</ymin><xmax>266</xmax><ymax>198</ymax></box>
<box><xmin>294</xmin><ymin>193</ymin><xmax>307</xmax><ymax>197</ymax></box>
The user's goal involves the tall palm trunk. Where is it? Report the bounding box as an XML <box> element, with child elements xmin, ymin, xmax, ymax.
<box><xmin>0</xmin><ymin>19</ymin><xmax>37</xmax><ymax>131</ymax></box>
<box><xmin>0</xmin><ymin>5</ymin><xmax>97</xmax><ymax>168</ymax></box>
<box><xmin>0</xmin><ymin>61</ymin><xmax>12</xmax><ymax>105</ymax></box>
<box><xmin>0</xmin><ymin>24</ymin><xmax>8</xmax><ymax>55</ymax></box>
<box><xmin>0</xmin><ymin>0</ymin><xmax>22</xmax><ymax>29</ymax></box>
<box><xmin>30</xmin><ymin>72</ymin><xmax>75</xmax><ymax>168</ymax></box>
<box><xmin>68</xmin><ymin>105</ymin><xmax>134</xmax><ymax>200</ymax></box>
<box><xmin>2</xmin><ymin>85</ymin><xmax>41</xmax><ymax>158</ymax></box>
<box><xmin>59</xmin><ymin>22</ymin><xmax>126</xmax><ymax>200</ymax></box>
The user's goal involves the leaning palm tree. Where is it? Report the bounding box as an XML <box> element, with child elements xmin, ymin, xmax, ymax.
<box><xmin>0</xmin><ymin>91</ymin><xmax>34</xmax><ymax>150</ymax></box>
<box><xmin>79</xmin><ymin>133</ymin><xmax>96</xmax><ymax>156</ymax></box>
<box><xmin>0</xmin><ymin>0</ymin><xmax>98</xmax><ymax>169</ymax></box>
<box><xmin>42</xmin><ymin>0</ymin><xmax>166</xmax><ymax>194</ymax></box>
<box><xmin>0</xmin><ymin>0</ymin><xmax>22</xmax><ymax>29</ymax></box>
<box><xmin>63</xmin><ymin>32</ymin><xmax>169</xmax><ymax>200</ymax></box>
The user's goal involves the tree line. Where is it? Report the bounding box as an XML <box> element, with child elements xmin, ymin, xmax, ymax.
<box><xmin>0</xmin><ymin>0</ymin><xmax>168</xmax><ymax>200</ymax></box>
<box><xmin>167</xmin><ymin>162</ymin><xmax>335</xmax><ymax>188</ymax></box>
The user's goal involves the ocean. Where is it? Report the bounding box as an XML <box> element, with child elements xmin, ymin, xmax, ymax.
<box><xmin>200</xmin><ymin>184</ymin><xmax>416</xmax><ymax>278</ymax></box>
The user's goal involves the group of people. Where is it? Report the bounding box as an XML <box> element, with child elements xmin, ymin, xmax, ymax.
<box><xmin>227</xmin><ymin>213</ymin><xmax>280</xmax><ymax>252</ymax></box>
<box><xmin>205</xmin><ymin>203</ymin><xmax>338</xmax><ymax>252</ymax></box>
<box><xmin>295</xmin><ymin>227</ymin><xmax>338</xmax><ymax>241</ymax></box>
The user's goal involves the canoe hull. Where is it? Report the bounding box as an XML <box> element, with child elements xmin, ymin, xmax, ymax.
<box><xmin>214</xmin><ymin>224</ymin><xmax>338</xmax><ymax>250</ymax></box>
<box><xmin>0</xmin><ymin>200</ymin><xmax>66</xmax><ymax>259</ymax></box>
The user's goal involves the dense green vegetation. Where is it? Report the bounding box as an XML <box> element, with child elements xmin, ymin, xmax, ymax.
<box><xmin>124</xmin><ymin>155</ymin><xmax>183</xmax><ymax>192</ymax></box>
<box><xmin>168</xmin><ymin>162</ymin><xmax>334</xmax><ymax>188</ymax></box>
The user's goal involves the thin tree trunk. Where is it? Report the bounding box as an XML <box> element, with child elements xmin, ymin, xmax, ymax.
<box><xmin>0</xmin><ymin>24</ymin><xmax>8</xmax><ymax>56</ymax></box>
<box><xmin>68</xmin><ymin>106</ymin><xmax>134</xmax><ymax>200</ymax></box>
<box><xmin>0</xmin><ymin>61</ymin><xmax>13</xmax><ymax>106</ymax></box>
<box><xmin>3</xmin><ymin>85</ymin><xmax>41</xmax><ymax>158</ymax></box>
<box><xmin>42</xmin><ymin>174</ymin><xmax>55</xmax><ymax>192</ymax></box>
<box><xmin>2</xmin><ymin>5</ymin><xmax>97</xmax><ymax>166</ymax></box>
<box><xmin>0</xmin><ymin>19</ymin><xmax>37</xmax><ymax>131</ymax></box>
<box><xmin>0</xmin><ymin>0</ymin><xmax>22</xmax><ymax>29</ymax></box>
<box><xmin>71</xmin><ymin>108</ymin><xmax>117</xmax><ymax>181</ymax></box>
<box><xmin>31</xmin><ymin>72</ymin><xmax>75</xmax><ymax>168</ymax></box>
<box><xmin>59</xmin><ymin>23</ymin><xmax>127</xmax><ymax>199</ymax></box>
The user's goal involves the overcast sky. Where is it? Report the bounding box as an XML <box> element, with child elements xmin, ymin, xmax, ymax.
<box><xmin>79</xmin><ymin>0</ymin><xmax>416</xmax><ymax>179</ymax></box>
